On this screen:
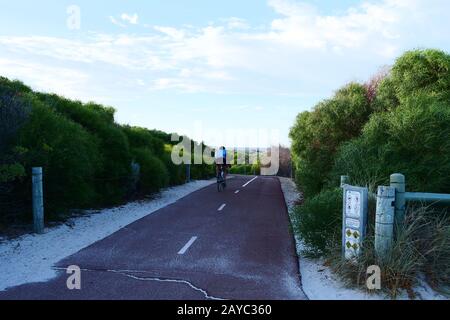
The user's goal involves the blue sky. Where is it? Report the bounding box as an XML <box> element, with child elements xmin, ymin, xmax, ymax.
<box><xmin>1</xmin><ymin>0</ymin><xmax>450</xmax><ymax>147</ymax></box>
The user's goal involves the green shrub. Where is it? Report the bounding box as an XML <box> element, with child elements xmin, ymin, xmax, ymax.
<box><xmin>331</xmin><ymin>95</ymin><xmax>450</xmax><ymax>194</ymax></box>
<box><xmin>190</xmin><ymin>162</ymin><xmax>215</xmax><ymax>180</ymax></box>
<box><xmin>188</xmin><ymin>149</ymin><xmax>214</xmax><ymax>180</ymax></box>
<box><xmin>0</xmin><ymin>76</ymin><xmax>215</xmax><ymax>229</ymax></box>
<box><xmin>132</xmin><ymin>148</ymin><xmax>169</xmax><ymax>194</ymax></box>
<box><xmin>289</xmin><ymin>83</ymin><xmax>372</xmax><ymax>198</ymax></box>
<box><xmin>37</xmin><ymin>94</ymin><xmax>115</xmax><ymax>131</ymax></box>
<box><xmin>391</xmin><ymin>49</ymin><xmax>450</xmax><ymax>102</ymax></box>
<box><xmin>0</xmin><ymin>163</ymin><xmax>25</xmax><ymax>183</ymax></box>
<box><xmin>161</xmin><ymin>148</ymin><xmax>185</xmax><ymax>186</ymax></box>
<box><xmin>0</xmin><ymin>78</ymin><xmax>32</xmax><ymax>181</ymax></box>
<box><xmin>291</xmin><ymin>49</ymin><xmax>450</xmax><ymax>199</ymax></box>
<box><xmin>95</xmin><ymin>124</ymin><xmax>132</xmax><ymax>203</ymax></box>
<box><xmin>229</xmin><ymin>163</ymin><xmax>261</xmax><ymax>175</ymax></box>
<box><xmin>37</xmin><ymin>94</ymin><xmax>133</xmax><ymax>203</ymax></box>
<box><xmin>148</xmin><ymin>129</ymin><xmax>174</xmax><ymax>145</ymax></box>
<box><xmin>288</xmin><ymin>48</ymin><xmax>450</xmax><ymax>296</ymax></box>
<box><xmin>122</xmin><ymin>126</ymin><xmax>165</xmax><ymax>157</ymax></box>
<box><xmin>18</xmin><ymin>98</ymin><xmax>101</xmax><ymax>215</ymax></box>
<box><xmin>293</xmin><ymin>188</ymin><xmax>343</xmax><ymax>257</ymax></box>
<box><xmin>372</xmin><ymin>77</ymin><xmax>400</xmax><ymax>113</ymax></box>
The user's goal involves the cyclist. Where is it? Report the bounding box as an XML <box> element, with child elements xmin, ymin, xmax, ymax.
<box><xmin>215</xmin><ymin>146</ymin><xmax>229</xmax><ymax>182</ymax></box>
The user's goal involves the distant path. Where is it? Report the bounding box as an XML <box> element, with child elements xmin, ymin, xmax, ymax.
<box><xmin>0</xmin><ymin>176</ymin><xmax>306</xmax><ymax>300</ymax></box>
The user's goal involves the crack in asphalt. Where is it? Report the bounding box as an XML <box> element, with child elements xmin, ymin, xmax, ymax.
<box><xmin>54</xmin><ymin>267</ymin><xmax>225</xmax><ymax>300</ymax></box>
<box><xmin>109</xmin><ymin>270</ymin><xmax>225</xmax><ymax>301</ymax></box>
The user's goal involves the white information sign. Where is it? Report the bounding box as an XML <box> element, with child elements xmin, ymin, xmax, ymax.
<box><xmin>342</xmin><ymin>186</ymin><xmax>368</xmax><ymax>260</ymax></box>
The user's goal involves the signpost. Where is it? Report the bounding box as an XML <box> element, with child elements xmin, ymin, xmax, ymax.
<box><xmin>374</xmin><ymin>186</ymin><xmax>395</xmax><ymax>259</ymax></box>
<box><xmin>342</xmin><ymin>184</ymin><xmax>368</xmax><ymax>260</ymax></box>
<box><xmin>32</xmin><ymin>167</ymin><xmax>45</xmax><ymax>234</ymax></box>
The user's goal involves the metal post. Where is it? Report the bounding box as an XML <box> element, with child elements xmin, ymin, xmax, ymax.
<box><xmin>390</xmin><ymin>173</ymin><xmax>406</xmax><ymax>228</ymax></box>
<box><xmin>32</xmin><ymin>167</ymin><xmax>44</xmax><ymax>234</ymax></box>
<box><xmin>341</xmin><ymin>175</ymin><xmax>350</xmax><ymax>188</ymax></box>
<box><xmin>186</xmin><ymin>164</ymin><xmax>191</xmax><ymax>183</ymax></box>
<box><xmin>375</xmin><ymin>186</ymin><xmax>395</xmax><ymax>259</ymax></box>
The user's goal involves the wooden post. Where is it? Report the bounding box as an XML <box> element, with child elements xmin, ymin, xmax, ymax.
<box><xmin>390</xmin><ymin>173</ymin><xmax>406</xmax><ymax>228</ymax></box>
<box><xmin>341</xmin><ymin>175</ymin><xmax>350</xmax><ymax>188</ymax></box>
<box><xmin>375</xmin><ymin>186</ymin><xmax>395</xmax><ymax>259</ymax></box>
<box><xmin>32</xmin><ymin>167</ymin><xmax>44</xmax><ymax>234</ymax></box>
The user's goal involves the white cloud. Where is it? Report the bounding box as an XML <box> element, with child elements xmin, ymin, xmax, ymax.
<box><xmin>223</xmin><ymin>17</ymin><xmax>250</xmax><ymax>30</ymax></box>
<box><xmin>121</xmin><ymin>13</ymin><xmax>139</xmax><ymax>25</ymax></box>
<box><xmin>151</xmin><ymin>78</ymin><xmax>204</xmax><ymax>93</ymax></box>
<box><xmin>110</xmin><ymin>13</ymin><xmax>139</xmax><ymax>27</ymax></box>
<box><xmin>0</xmin><ymin>34</ymin><xmax>170</xmax><ymax>71</ymax></box>
<box><xmin>264</xmin><ymin>0</ymin><xmax>415</xmax><ymax>49</ymax></box>
<box><xmin>154</xmin><ymin>26</ymin><xmax>185</xmax><ymax>40</ymax></box>
<box><xmin>1</xmin><ymin>0</ymin><xmax>450</xmax><ymax>97</ymax></box>
<box><xmin>109</xmin><ymin>16</ymin><xmax>126</xmax><ymax>28</ymax></box>
<box><xmin>0</xmin><ymin>58</ymin><xmax>91</xmax><ymax>100</ymax></box>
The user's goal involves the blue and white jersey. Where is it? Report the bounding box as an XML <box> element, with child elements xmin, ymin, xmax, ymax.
<box><xmin>215</xmin><ymin>148</ymin><xmax>226</xmax><ymax>161</ymax></box>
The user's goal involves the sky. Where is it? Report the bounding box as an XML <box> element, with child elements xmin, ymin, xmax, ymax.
<box><xmin>1</xmin><ymin>0</ymin><xmax>450</xmax><ymax>147</ymax></box>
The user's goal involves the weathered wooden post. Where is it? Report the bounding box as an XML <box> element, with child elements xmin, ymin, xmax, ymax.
<box><xmin>390</xmin><ymin>173</ymin><xmax>406</xmax><ymax>228</ymax></box>
<box><xmin>375</xmin><ymin>186</ymin><xmax>396</xmax><ymax>259</ymax></box>
<box><xmin>32</xmin><ymin>167</ymin><xmax>44</xmax><ymax>234</ymax></box>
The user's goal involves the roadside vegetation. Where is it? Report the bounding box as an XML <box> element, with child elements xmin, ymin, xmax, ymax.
<box><xmin>229</xmin><ymin>146</ymin><xmax>292</xmax><ymax>177</ymax></box>
<box><xmin>289</xmin><ymin>49</ymin><xmax>450</xmax><ymax>297</ymax></box>
<box><xmin>0</xmin><ymin>77</ymin><xmax>214</xmax><ymax>233</ymax></box>
<box><xmin>229</xmin><ymin>149</ymin><xmax>261</xmax><ymax>176</ymax></box>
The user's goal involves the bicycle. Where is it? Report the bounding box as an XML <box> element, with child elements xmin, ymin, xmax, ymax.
<box><xmin>217</xmin><ymin>165</ymin><xmax>227</xmax><ymax>192</ymax></box>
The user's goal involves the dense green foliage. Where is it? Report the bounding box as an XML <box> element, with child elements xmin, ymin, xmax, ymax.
<box><xmin>291</xmin><ymin>49</ymin><xmax>450</xmax><ymax>198</ymax></box>
<box><xmin>0</xmin><ymin>78</ymin><xmax>32</xmax><ymax>184</ymax></box>
<box><xmin>18</xmin><ymin>99</ymin><xmax>101</xmax><ymax>213</ymax></box>
<box><xmin>132</xmin><ymin>148</ymin><xmax>169</xmax><ymax>194</ymax></box>
<box><xmin>290</xmin><ymin>49</ymin><xmax>450</xmax><ymax>293</ymax></box>
<box><xmin>0</xmin><ymin>77</ymin><xmax>214</xmax><ymax>227</ymax></box>
<box><xmin>292</xmin><ymin>188</ymin><xmax>343</xmax><ymax>256</ymax></box>
<box><xmin>331</xmin><ymin>95</ymin><xmax>450</xmax><ymax>193</ymax></box>
<box><xmin>290</xmin><ymin>83</ymin><xmax>372</xmax><ymax>198</ymax></box>
<box><xmin>229</xmin><ymin>164</ymin><xmax>260</xmax><ymax>175</ymax></box>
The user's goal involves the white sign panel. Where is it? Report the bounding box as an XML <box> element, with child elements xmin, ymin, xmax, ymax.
<box><xmin>342</xmin><ymin>186</ymin><xmax>368</xmax><ymax>260</ymax></box>
<box><xmin>346</xmin><ymin>191</ymin><xmax>361</xmax><ymax>218</ymax></box>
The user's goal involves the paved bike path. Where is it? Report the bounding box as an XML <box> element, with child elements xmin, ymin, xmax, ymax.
<box><xmin>0</xmin><ymin>176</ymin><xmax>306</xmax><ymax>300</ymax></box>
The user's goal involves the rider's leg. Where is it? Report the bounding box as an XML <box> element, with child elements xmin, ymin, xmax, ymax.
<box><xmin>223</xmin><ymin>158</ymin><xmax>227</xmax><ymax>180</ymax></box>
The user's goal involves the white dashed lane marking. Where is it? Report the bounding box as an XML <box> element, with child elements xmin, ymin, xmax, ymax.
<box><xmin>242</xmin><ymin>176</ymin><xmax>258</xmax><ymax>188</ymax></box>
<box><xmin>178</xmin><ymin>237</ymin><xmax>198</xmax><ymax>255</ymax></box>
<box><xmin>218</xmin><ymin>204</ymin><xmax>227</xmax><ymax>211</ymax></box>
